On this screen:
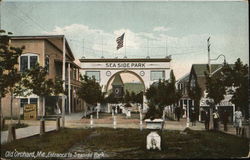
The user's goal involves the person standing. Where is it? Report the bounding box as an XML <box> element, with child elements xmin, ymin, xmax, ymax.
<box><xmin>190</xmin><ymin>107</ymin><xmax>196</xmax><ymax>126</ymax></box>
<box><xmin>234</xmin><ymin>107</ymin><xmax>243</xmax><ymax>136</ymax></box>
<box><xmin>175</xmin><ymin>107</ymin><xmax>181</xmax><ymax>121</ymax></box>
<box><xmin>213</xmin><ymin>109</ymin><xmax>220</xmax><ymax>131</ymax></box>
<box><xmin>204</xmin><ymin>110</ymin><xmax>210</xmax><ymax>130</ymax></box>
<box><xmin>222</xmin><ymin>110</ymin><xmax>229</xmax><ymax>131</ymax></box>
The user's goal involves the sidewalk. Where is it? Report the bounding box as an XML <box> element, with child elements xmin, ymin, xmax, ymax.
<box><xmin>1</xmin><ymin>123</ymin><xmax>56</xmax><ymax>144</ymax></box>
<box><xmin>1</xmin><ymin>112</ymin><xmax>240</xmax><ymax>144</ymax></box>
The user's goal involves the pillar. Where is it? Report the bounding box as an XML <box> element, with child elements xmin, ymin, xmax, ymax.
<box><xmin>97</xmin><ymin>110</ymin><xmax>99</xmax><ymax>119</ymax></box>
<box><xmin>186</xmin><ymin>99</ymin><xmax>190</xmax><ymax>128</ymax></box>
<box><xmin>233</xmin><ymin>104</ymin><xmax>235</xmax><ymax>123</ymax></box>
<box><xmin>143</xmin><ymin>95</ymin><xmax>148</xmax><ymax>112</ymax></box>
<box><xmin>68</xmin><ymin>63</ymin><xmax>71</xmax><ymax>114</ymax></box>
<box><xmin>90</xmin><ymin>115</ymin><xmax>93</xmax><ymax>128</ymax></box>
<box><xmin>113</xmin><ymin>116</ymin><xmax>117</xmax><ymax>129</ymax></box>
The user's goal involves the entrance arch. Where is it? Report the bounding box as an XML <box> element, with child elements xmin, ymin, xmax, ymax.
<box><xmin>105</xmin><ymin>70</ymin><xmax>146</xmax><ymax>93</ymax></box>
<box><xmin>79</xmin><ymin>58</ymin><xmax>172</xmax><ymax>111</ymax></box>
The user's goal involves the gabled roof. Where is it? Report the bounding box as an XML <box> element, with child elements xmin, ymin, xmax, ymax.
<box><xmin>192</xmin><ymin>64</ymin><xmax>223</xmax><ymax>76</ymax></box>
<box><xmin>124</xmin><ymin>83</ymin><xmax>144</xmax><ymax>94</ymax></box>
<box><xmin>177</xmin><ymin>73</ymin><xmax>190</xmax><ymax>83</ymax></box>
<box><xmin>112</xmin><ymin>74</ymin><xmax>124</xmax><ymax>86</ymax></box>
<box><xmin>10</xmin><ymin>35</ymin><xmax>75</xmax><ymax>61</ymax></box>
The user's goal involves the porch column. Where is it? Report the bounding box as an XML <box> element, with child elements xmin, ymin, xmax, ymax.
<box><xmin>68</xmin><ymin>63</ymin><xmax>71</xmax><ymax>114</ymax></box>
<box><xmin>186</xmin><ymin>99</ymin><xmax>190</xmax><ymax>128</ymax></box>
<box><xmin>233</xmin><ymin>104</ymin><xmax>235</xmax><ymax>122</ymax></box>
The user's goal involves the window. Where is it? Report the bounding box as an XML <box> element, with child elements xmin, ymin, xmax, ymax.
<box><xmin>20</xmin><ymin>98</ymin><xmax>38</xmax><ymax>107</ymax></box>
<box><xmin>150</xmin><ymin>71</ymin><xmax>165</xmax><ymax>81</ymax></box>
<box><xmin>190</xmin><ymin>78</ymin><xmax>196</xmax><ymax>88</ymax></box>
<box><xmin>73</xmin><ymin>68</ymin><xmax>77</xmax><ymax>80</ymax></box>
<box><xmin>30</xmin><ymin>98</ymin><xmax>38</xmax><ymax>104</ymax></box>
<box><xmin>20</xmin><ymin>56</ymin><xmax>28</xmax><ymax>72</ymax></box>
<box><xmin>20</xmin><ymin>54</ymin><xmax>38</xmax><ymax>72</ymax></box>
<box><xmin>86</xmin><ymin>71</ymin><xmax>100</xmax><ymax>81</ymax></box>
<box><xmin>20</xmin><ymin>99</ymin><xmax>28</xmax><ymax>108</ymax></box>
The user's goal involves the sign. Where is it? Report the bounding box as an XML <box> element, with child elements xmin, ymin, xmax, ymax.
<box><xmin>24</xmin><ymin>104</ymin><xmax>37</xmax><ymax>120</ymax></box>
<box><xmin>106</xmin><ymin>63</ymin><xmax>145</xmax><ymax>68</ymax></box>
<box><xmin>146</xmin><ymin>131</ymin><xmax>161</xmax><ymax>150</ymax></box>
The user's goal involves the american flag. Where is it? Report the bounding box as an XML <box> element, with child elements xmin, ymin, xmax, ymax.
<box><xmin>116</xmin><ymin>33</ymin><xmax>125</xmax><ymax>50</ymax></box>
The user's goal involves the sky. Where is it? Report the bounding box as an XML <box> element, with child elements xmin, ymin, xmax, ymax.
<box><xmin>1</xmin><ymin>0</ymin><xmax>249</xmax><ymax>79</ymax></box>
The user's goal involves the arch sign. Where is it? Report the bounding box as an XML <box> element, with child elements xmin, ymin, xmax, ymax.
<box><xmin>79</xmin><ymin>58</ymin><xmax>172</xmax><ymax>111</ymax></box>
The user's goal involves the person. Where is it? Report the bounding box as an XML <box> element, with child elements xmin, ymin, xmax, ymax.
<box><xmin>213</xmin><ymin>109</ymin><xmax>220</xmax><ymax>131</ymax></box>
<box><xmin>221</xmin><ymin>110</ymin><xmax>229</xmax><ymax>131</ymax></box>
<box><xmin>234</xmin><ymin>107</ymin><xmax>243</xmax><ymax>136</ymax></box>
<box><xmin>190</xmin><ymin>107</ymin><xmax>196</xmax><ymax>126</ymax></box>
<box><xmin>175</xmin><ymin>106</ymin><xmax>181</xmax><ymax>121</ymax></box>
<box><xmin>204</xmin><ymin>110</ymin><xmax>210</xmax><ymax>130</ymax></box>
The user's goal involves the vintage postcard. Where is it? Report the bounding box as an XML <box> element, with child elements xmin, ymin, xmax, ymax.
<box><xmin>0</xmin><ymin>0</ymin><xmax>249</xmax><ymax>159</ymax></box>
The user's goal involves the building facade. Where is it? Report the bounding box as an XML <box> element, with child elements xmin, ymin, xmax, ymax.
<box><xmin>188</xmin><ymin>64</ymin><xmax>235</xmax><ymax>122</ymax></box>
<box><xmin>1</xmin><ymin>35</ymin><xmax>85</xmax><ymax>118</ymax></box>
<box><xmin>176</xmin><ymin>74</ymin><xmax>193</xmax><ymax>118</ymax></box>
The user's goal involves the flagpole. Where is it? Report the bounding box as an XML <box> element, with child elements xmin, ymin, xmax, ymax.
<box><xmin>147</xmin><ymin>39</ymin><xmax>149</xmax><ymax>57</ymax></box>
<box><xmin>124</xmin><ymin>33</ymin><xmax>126</xmax><ymax>58</ymax></box>
<box><xmin>102</xmin><ymin>35</ymin><xmax>103</xmax><ymax>58</ymax></box>
<box><xmin>166</xmin><ymin>38</ymin><xmax>168</xmax><ymax>57</ymax></box>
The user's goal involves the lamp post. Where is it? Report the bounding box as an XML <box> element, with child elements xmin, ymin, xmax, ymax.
<box><xmin>207</xmin><ymin>37</ymin><xmax>227</xmax><ymax>130</ymax></box>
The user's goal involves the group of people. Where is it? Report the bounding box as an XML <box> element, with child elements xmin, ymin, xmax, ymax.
<box><xmin>204</xmin><ymin>107</ymin><xmax>243</xmax><ymax>134</ymax></box>
<box><xmin>174</xmin><ymin>106</ymin><xmax>197</xmax><ymax>126</ymax></box>
<box><xmin>175</xmin><ymin>106</ymin><xmax>244</xmax><ymax>135</ymax></box>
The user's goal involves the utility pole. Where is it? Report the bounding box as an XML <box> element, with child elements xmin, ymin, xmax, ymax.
<box><xmin>83</xmin><ymin>39</ymin><xmax>85</xmax><ymax>58</ymax></box>
<box><xmin>207</xmin><ymin>36</ymin><xmax>213</xmax><ymax>130</ymax></box>
<box><xmin>165</xmin><ymin>39</ymin><xmax>168</xmax><ymax>58</ymax></box>
<box><xmin>147</xmin><ymin>39</ymin><xmax>149</xmax><ymax>57</ymax></box>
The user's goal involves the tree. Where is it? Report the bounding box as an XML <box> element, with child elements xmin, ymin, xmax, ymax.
<box><xmin>221</xmin><ymin>59</ymin><xmax>249</xmax><ymax>118</ymax></box>
<box><xmin>77</xmin><ymin>75</ymin><xmax>102</xmax><ymax>106</ymax></box>
<box><xmin>204</xmin><ymin>71</ymin><xmax>226</xmax><ymax>106</ymax></box>
<box><xmin>23</xmin><ymin>63</ymin><xmax>64</xmax><ymax>117</ymax></box>
<box><xmin>124</xmin><ymin>90</ymin><xmax>131</xmax><ymax>104</ymax></box>
<box><xmin>0</xmin><ymin>31</ymin><xmax>25</xmax><ymax>121</ymax></box>
<box><xmin>135</xmin><ymin>91</ymin><xmax>143</xmax><ymax>105</ymax></box>
<box><xmin>145</xmin><ymin>70</ymin><xmax>181</xmax><ymax>119</ymax></box>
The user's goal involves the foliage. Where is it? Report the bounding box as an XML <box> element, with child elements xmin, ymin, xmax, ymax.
<box><xmin>124</xmin><ymin>90</ymin><xmax>131</xmax><ymax>104</ymax></box>
<box><xmin>22</xmin><ymin>63</ymin><xmax>64</xmax><ymax>97</ymax></box>
<box><xmin>144</xmin><ymin>102</ymin><xmax>162</xmax><ymax>120</ymax></box>
<box><xmin>77</xmin><ymin>75</ymin><xmax>102</xmax><ymax>105</ymax></box>
<box><xmin>145</xmin><ymin>70</ymin><xmax>181</xmax><ymax>119</ymax></box>
<box><xmin>204</xmin><ymin>71</ymin><xmax>226</xmax><ymax>105</ymax></box>
<box><xmin>221</xmin><ymin>59</ymin><xmax>249</xmax><ymax>118</ymax></box>
<box><xmin>204</xmin><ymin>59</ymin><xmax>249</xmax><ymax>118</ymax></box>
<box><xmin>0</xmin><ymin>32</ymin><xmax>24</xmax><ymax>97</ymax></box>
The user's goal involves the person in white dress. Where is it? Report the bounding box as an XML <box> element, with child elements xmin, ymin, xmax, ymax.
<box><xmin>234</xmin><ymin>107</ymin><xmax>243</xmax><ymax>135</ymax></box>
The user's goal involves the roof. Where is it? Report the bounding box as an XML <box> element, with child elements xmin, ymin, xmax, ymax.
<box><xmin>10</xmin><ymin>35</ymin><xmax>75</xmax><ymax>61</ymax></box>
<box><xmin>192</xmin><ymin>64</ymin><xmax>223</xmax><ymax>76</ymax></box>
<box><xmin>79</xmin><ymin>58</ymin><xmax>171</xmax><ymax>63</ymax></box>
<box><xmin>124</xmin><ymin>83</ymin><xmax>145</xmax><ymax>94</ymax></box>
<box><xmin>111</xmin><ymin>74</ymin><xmax>124</xmax><ymax>86</ymax></box>
<box><xmin>177</xmin><ymin>73</ymin><xmax>190</xmax><ymax>83</ymax></box>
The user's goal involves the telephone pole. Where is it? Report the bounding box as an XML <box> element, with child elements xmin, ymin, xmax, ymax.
<box><xmin>207</xmin><ymin>36</ymin><xmax>214</xmax><ymax>130</ymax></box>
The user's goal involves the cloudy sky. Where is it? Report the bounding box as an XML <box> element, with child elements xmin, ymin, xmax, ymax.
<box><xmin>1</xmin><ymin>0</ymin><xmax>248</xmax><ymax>79</ymax></box>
